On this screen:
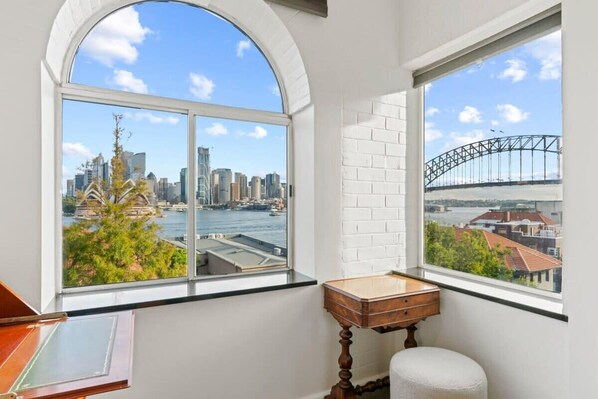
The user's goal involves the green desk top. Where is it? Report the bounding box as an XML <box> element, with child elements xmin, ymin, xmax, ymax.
<box><xmin>11</xmin><ymin>315</ymin><xmax>118</xmax><ymax>392</ymax></box>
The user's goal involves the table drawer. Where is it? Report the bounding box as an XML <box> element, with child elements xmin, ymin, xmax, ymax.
<box><xmin>366</xmin><ymin>302</ymin><xmax>440</xmax><ymax>328</ymax></box>
<box><xmin>365</xmin><ymin>291</ymin><xmax>439</xmax><ymax>314</ymax></box>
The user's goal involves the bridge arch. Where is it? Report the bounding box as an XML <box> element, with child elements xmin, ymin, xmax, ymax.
<box><xmin>425</xmin><ymin>135</ymin><xmax>562</xmax><ymax>192</ymax></box>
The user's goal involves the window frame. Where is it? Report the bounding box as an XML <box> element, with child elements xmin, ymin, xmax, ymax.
<box><xmin>415</xmin><ymin>18</ymin><xmax>564</xmax><ymax>304</ymax></box>
<box><xmin>57</xmin><ymin>45</ymin><xmax>293</xmax><ymax>294</ymax></box>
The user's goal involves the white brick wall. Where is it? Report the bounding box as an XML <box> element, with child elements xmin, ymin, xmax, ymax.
<box><xmin>342</xmin><ymin>92</ymin><xmax>407</xmax><ymax>276</ymax></box>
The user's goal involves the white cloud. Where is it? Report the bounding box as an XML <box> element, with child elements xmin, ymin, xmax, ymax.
<box><xmin>424</xmin><ymin>83</ymin><xmax>433</xmax><ymax>94</ymax></box>
<box><xmin>527</xmin><ymin>30</ymin><xmax>561</xmax><ymax>80</ymax></box>
<box><xmin>458</xmin><ymin>106</ymin><xmax>483</xmax><ymax>124</ymax></box>
<box><xmin>498</xmin><ymin>59</ymin><xmax>527</xmax><ymax>82</ymax></box>
<box><xmin>425</xmin><ymin>122</ymin><xmax>442</xmax><ymax>142</ymax></box>
<box><xmin>491</xmin><ymin>120</ymin><xmax>500</xmax><ymax>127</ymax></box>
<box><xmin>236</xmin><ymin>39</ymin><xmax>252</xmax><ymax>58</ymax></box>
<box><xmin>125</xmin><ymin>112</ymin><xmax>179</xmax><ymax>125</ymax></box>
<box><xmin>205</xmin><ymin>122</ymin><xmax>228</xmax><ymax>136</ymax></box>
<box><xmin>112</xmin><ymin>69</ymin><xmax>148</xmax><ymax>93</ymax></box>
<box><xmin>270</xmin><ymin>83</ymin><xmax>281</xmax><ymax>97</ymax></box>
<box><xmin>63</xmin><ymin>142</ymin><xmax>94</xmax><ymax>159</ymax></box>
<box><xmin>497</xmin><ymin>104</ymin><xmax>530</xmax><ymax>123</ymax></box>
<box><xmin>80</xmin><ymin>6</ymin><xmax>151</xmax><ymax>67</ymax></box>
<box><xmin>443</xmin><ymin>130</ymin><xmax>485</xmax><ymax>152</ymax></box>
<box><xmin>425</xmin><ymin>107</ymin><xmax>440</xmax><ymax>117</ymax></box>
<box><xmin>189</xmin><ymin>73</ymin><xmax>215</xmax><ymax>100</ymax></box>
<box><xmin>239</xmin><ymin>126</ymin><xmax>268</xmax><ymax>139</ymax></box>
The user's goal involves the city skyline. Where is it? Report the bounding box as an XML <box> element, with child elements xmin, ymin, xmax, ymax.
<box><xmin>67</xmin><ymin>142</ymin><xmax>286</xmax><ymax>204</ymax></box>
<box><xmin>63</xmin><ymin>2</ymin><xmax>287</xmax><ymax>192</ymax></box>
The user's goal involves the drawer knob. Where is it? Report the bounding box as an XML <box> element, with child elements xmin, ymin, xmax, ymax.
<box><xmin>404</xmin><ymin>310</ymin><xmax>408</xmax><ymax>315</ymax></box>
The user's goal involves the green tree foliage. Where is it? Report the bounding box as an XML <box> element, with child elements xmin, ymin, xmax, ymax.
<box><xmin>63</xmin><ymin>114</ymin><xmax>187</xmax><ymax>287</ymax></box>
<box><xmin>424</xmin><ymin>222</ymin><xmax>513</xmax><ymax>281</ymax></box>
<box><xmin>63</xmin><ymin>196</ymin><xmax>77</xmax><ymax>214</ymax></box>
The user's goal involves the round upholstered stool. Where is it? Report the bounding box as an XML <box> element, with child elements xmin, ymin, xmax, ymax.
<box><xmin>390</xmin><ymin>347</ymin><xmax>487</xmax><ymax>399</ymax></box>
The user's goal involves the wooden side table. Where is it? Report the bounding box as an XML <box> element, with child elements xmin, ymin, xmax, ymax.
<box><xmin>323</xmin><ymin>274</ymin><xmax>440</xmax><ymax>399</ymax></box>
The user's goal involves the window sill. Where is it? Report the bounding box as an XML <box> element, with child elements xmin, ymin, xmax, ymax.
<box><xmin>393</xmin><ymin>267</ymin><xmax>567</xmax><ymax>322</ymax></box>
<box><xmin>44</xmin><ymin>270</ymin><xmax>317</xmax><ymax>316</ymax></box>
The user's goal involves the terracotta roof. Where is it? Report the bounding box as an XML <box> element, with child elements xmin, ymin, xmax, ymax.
<box><xmin>470</xmin><ymin>210</ymin><xmax>557</xmax><ymax>225</ymax></box>
<box><xmin>455</xmin><ymin>228</ymin><xmax>561</xmax><ymax>273</ymax></box>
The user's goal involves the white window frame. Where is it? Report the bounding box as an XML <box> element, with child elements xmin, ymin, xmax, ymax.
<box><xmin>57</xmin><ymin>83</ymin><xmax>293</xmax><ymax>294</ymax></box>
<box><xmin>413</xmin><ymin>8</ymin><xmax>565</xmax><ymax>310</ymax></box>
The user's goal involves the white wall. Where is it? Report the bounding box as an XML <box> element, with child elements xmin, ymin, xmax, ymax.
<box><xmin>0</xmin><ymin>0</ymin><xmax>408</xmax><ymax>398</ymax></box>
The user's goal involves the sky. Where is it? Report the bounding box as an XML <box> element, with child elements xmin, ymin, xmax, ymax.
<box><xmin>63</xmin><ymin>2</ymin><xmax>286</xmax><ymax>188</ymax></box>
<box><xmin>424</xmin><ymin>29</ymin><xmax>562</xmax><ymax>188</ymax></box>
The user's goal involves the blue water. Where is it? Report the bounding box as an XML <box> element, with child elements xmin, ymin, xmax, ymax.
<box><xmin>64</xmin><ymin>209</ymin><xmax>287</xmax><ymax>248</ymax></box>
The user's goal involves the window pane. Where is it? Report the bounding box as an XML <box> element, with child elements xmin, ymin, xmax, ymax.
<box><xmin>423</xmin><ymin>30</ymin><xmax>562</xmax><ymax>293</ymax></box>
<box><xmin>62</xmin><ymin>100</ymin><xmax>188</xmax><ymax>287</ymax></box>
<box><xmin>70</xmin><ymin>2</ymin><xmax>283</xmax><ymax>113</ymax></box>
<box><xmin>194</xmin><ymin>117</ymin><xmax>288</xmax><ymax>276</ymax></box>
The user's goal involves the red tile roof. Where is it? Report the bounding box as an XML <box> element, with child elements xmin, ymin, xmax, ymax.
<box><xmin>455</xmin><ymin>228</ymin><xmax>561</xmax><ymax>273</ymax></box>
<box><xmin>470</xmin><ymin>211</ymin><xmax>557</xmax><ymax>225</ymax></box>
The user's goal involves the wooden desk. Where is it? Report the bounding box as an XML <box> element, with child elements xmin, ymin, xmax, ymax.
<box><xmin>0</xmin><ymin>311</ymin><xmax>134</xmax><ymax>399</ymax></box>
<box><xmin>323</xmin><ymin>274</ymin><xmax>440</xmax><ymax>399</ymax></box>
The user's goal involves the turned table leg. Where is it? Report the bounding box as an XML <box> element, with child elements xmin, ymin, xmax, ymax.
<box><xmin>325</xmin><ymin>321</ymin><xmax>357</xmax><ymax>399</ymax></box>
<box><xmin>404</xmin><ymin>324</ymin><xmax>418</xmax><ymax>349</ymax></box>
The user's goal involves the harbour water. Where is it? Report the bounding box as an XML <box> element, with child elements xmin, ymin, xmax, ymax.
<box><xmin>424</xmin><ymin>207</ymin><xmax>497</xmax><ymax>226</ymax></box>
<box><xmin>64</xmin><ymin>209</ymin><xmax>287</xmax><ymax>248</ymax></box>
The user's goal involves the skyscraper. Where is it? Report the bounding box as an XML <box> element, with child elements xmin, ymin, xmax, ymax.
<box><xmin>180</xmin><ymin>168</ymin><xmax>188</xmax><ymax>204</ymax></box>
<box><xmin>130</xmin><ymin>152</ymin><xmax>146</xmax><ymax>181</ymax></box>
<box><xmin>66</xmin><ymin>179</ymin><xmax>74</xmax><ymax>197</ymax></box>
<box><xmin>250</xmin><ymin>176</ymin><xmax>261</xmax><ymax>200</ymax></box>
<box><xmin>231</xmin><ymin>182</ymin><xmax>240</xmax><ymax>202</ymax></box>
<box><xmin>214</xmin><ymin>168</ymin><xmax>232</xmax><ymax>204</ymax></box>
<box><xmin>235</xmin><ymin>172</ymin><xmax>248</xmax><ymax>198</ymax></box>
<box><xmin>266</xmin><ymin>172</ymin><xmax>281</xmax><ymax>198</ymax></box>
<box><xmin>75</xmin><ymin>174</ymin><xmax>84</xmax><ymax>192</ymax></box>
<box><xmin>197</xmin><ymin>147</ymin><xmax>211</xmax><ymax>204</ymax></box>
<box><xmin>158</xmin><ymin>178</ymin><xmax>169</xmax><ymax>201</ymax></box>
<box><xmin>211</xmin><ymin>171</ymin><xmax>219</xmax><ymax>204</ymax></box>
<box><xmin>121</xmin><ymin>151</ymin><xmax>133</xmax><ymax>179</ymax></box>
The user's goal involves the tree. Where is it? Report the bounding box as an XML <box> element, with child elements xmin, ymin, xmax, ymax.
<box><xmin>424</xmin><ymin>222</ymin><xmax>513</xmax><ymax>281</ymax></box>
<box><xmin>63</xmin><ymin>114</ymin><xmax>187</xmax><ymax>287</ymax></box>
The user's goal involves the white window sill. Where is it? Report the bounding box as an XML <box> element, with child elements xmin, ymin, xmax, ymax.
<box><xmin>44</xmin><ymin>270</ymin><xmax>316</xmax><ymax>316</ymax></box>
<box><xmin>394</xmin><ymin>266</ymin><xmax>567</xmax><ymax>322</ymax></box>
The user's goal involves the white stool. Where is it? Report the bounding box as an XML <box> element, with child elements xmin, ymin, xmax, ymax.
<box><xmin>390</xmin><ymin>347</ymin><xmax>487</xmax><ymax>399</ymax></box>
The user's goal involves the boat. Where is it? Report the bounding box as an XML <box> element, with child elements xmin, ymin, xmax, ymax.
<box><xmin>269</xmin><ymin>211</ymin><xmax>281</xmax><ymax>216</ymax></box>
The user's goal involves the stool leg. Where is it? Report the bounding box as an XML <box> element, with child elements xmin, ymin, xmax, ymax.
<box><xmin>404</xmin><ymin>324</ymin><xmax>418</xmax><ymax>349</ymax></box>
<box><xmin>325</xmin><ymin>321</ymin><xmax>357</xmax><ymax>399</ymax></box>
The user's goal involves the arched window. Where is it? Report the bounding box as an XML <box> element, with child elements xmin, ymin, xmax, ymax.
<box><xmin>61</xmin><ymin>2</ymin><xmax>291</xmax><ymax>289</ymax></box>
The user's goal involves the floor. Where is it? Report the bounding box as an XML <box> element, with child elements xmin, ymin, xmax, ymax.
<box><xmin>362</xmin><ymin>387</ymin><xmax>390</xmax><ymax>399</ymax></box>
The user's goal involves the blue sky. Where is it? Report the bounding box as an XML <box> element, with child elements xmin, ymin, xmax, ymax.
<box><xmin>63</xmin><ymin>2</ymin><xmax>285</xmax><ymax>188</ymax></box>
<box><xmin>424</xmin><ymin>29</ymin><xmax>562</xmax><ymax>182</ymax></box>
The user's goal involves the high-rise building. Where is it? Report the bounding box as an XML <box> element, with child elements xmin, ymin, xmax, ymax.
<box><xmin>214</xmin><ymin>168</ymin><xmax>232</xmax><ymax>204</ymax></box>
<box><xmin>83</xmin><ymin>169</ymin><xmax>93</xmax><ymax>188</ymax></box>
<box><xmin>102</xmin><ymin>162</ymin><xmax>111</xmax><ymax>186</ymax></box>
<box><xmin>250</xmin><ymin>176</ymin><xmax>261</xmax><ymax>200</ymax></box>
<box><xmin>197</xmin><ymin>147</ymin><xmax>211</xmax><ymax>204</ymax></box>
<box><xmin>158</xmin><ymin>178</ymin><xmax>169</xmax><ymax>201</ymax></box>
<box><xmin>75</xmin><ymin>174</ymin><xmax>84</xmax><ymax>192</ymax></box>
<box><xmin>231</xmin><ymin>182</ymin><xmax>240</xmax><ymax>201</ymax></box>
<box><xmin>146</xmin><ymin>172</ymin><xmax>157</xmax><ymax>195</ymax></box>
<box><xmin>180</xmin><ymin>168</ymin><xmax>188</xmax><ymax>204</ymax></box>
<box><xmin>266</xmin><ymin>172</ymin><xmax>281</xmax><ymax>198</ymax></box>
<box><xmin>121</xmin><ymin>151</ymin><xmax>133</xmax><ymax>179</ymax></box>
<box><xmin>130</xmin><ymin>152</ymin><xmax>146</xmax><ymax>181</ymax></box>
<box><xmin>211</xmin><ymin>171</ymin><xmax>219</xmax><ymax>204</ymax></box>
<box><xmin>66</xmin><ymin>179</ymin><xmax>74</xmax><ymax>197</ymax></box>
<box><xmin>235</xmin><ymin>172</ymin><xmax>248</xmax><ymax>198</ymax></box>
<box><xmin>91</xmin><ymin>153</ymin><xmax>104</xmax><ymax>181</ymax></box>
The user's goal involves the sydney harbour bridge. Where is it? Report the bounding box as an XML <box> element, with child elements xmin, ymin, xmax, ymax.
<box><xmin>425</xmin><ymin>135</ymin><xmax>562</xmax><ymax>192</ymax></box>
